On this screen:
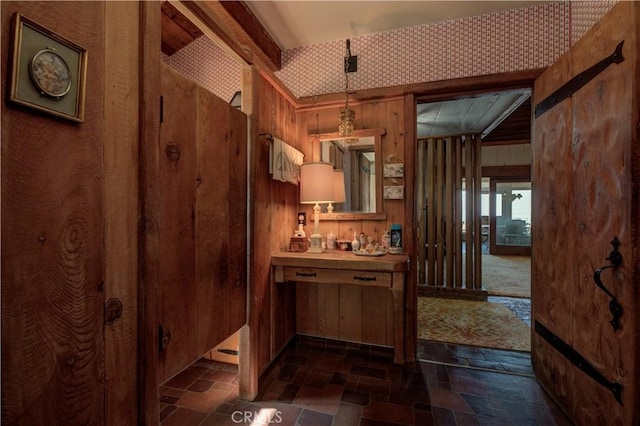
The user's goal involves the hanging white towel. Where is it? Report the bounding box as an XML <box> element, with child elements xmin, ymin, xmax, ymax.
<box><xmin>271</xmin><ymin>137</ymin><xmax>303</xmax><ymax>185</ymax></box>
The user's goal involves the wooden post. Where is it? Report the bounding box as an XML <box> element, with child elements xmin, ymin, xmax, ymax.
<box><xmin>464</xmin><ymin>136</ymin><xmax>473</xmax><ymax>288</ymax></box>
<box><xmin>445</xmin><ymin>137</ymin><xmax>454</xmax><ymax>288</ymax></box>
<box><xmin>427</xmin><ymin>139</ymin><xmax>435</xmax><ymax>287</ymax></box>
<box><xmin>473</xmin><ymin>135</ymin><xmax>482</xmax><ymax>290</ymax></box>
<box><xmin>454</xmin><ymin>137</ymin><xmax>463</xmax><ymax>288</ymax></box>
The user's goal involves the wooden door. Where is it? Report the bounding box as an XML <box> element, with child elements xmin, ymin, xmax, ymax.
<box><xmin>531</xmin><ymin>2</ymin><xmax>639</xmax><ymax>424</ymax></box>
<box><xmin>159</xmin><ymin>64</ymin><xmax>247</xmax><ymax>382</ymax></box>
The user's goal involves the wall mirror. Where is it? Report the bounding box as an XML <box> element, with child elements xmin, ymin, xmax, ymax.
<box><xmin>310</xmin><ymin>128</ymin><xmax>386</xmax><ymax>220</ymax></box>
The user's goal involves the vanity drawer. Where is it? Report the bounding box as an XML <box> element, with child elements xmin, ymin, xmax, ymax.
<box><xmin>282</xmin><ymin>266</ymin><xmax>391</xmax><ymax>288</ymax></box>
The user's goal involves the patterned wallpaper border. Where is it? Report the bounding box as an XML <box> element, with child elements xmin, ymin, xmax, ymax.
<box><xmin>161</xmin><ymin>1</ymin><xmax>616</xmax><ymax>101</ymax></box>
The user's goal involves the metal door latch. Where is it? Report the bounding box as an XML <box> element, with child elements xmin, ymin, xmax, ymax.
<box><xmin>593</xmin><ymin>236</ymin><xmax>623</xmax><ymax>331</ymax></box>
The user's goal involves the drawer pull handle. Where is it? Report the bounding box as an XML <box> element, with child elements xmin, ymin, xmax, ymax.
<box><xmin>296</xmin><ymin>271</ymin><xmax>317</xmax><ymax>277</ymax></box>
<box><xmin>354</xmin><ymin>276</ymin><xmax>376</xmax><ymax>281</ymax></box>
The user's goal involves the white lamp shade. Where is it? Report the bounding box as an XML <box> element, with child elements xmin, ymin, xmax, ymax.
<box><xmin>300</xmin><ymin>162</ymin><xmax>335</xmax><ymax>204</ymax></box>
<box><xmin>333</xmin><ymin>170</ymin><xmax>346</xmax><ymax>203</ymax></box>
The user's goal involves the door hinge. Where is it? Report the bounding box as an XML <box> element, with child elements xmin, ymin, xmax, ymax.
<box><xmin>535</xmin><ymin>41</ymin><xmax>624</xmax><ymax>118</ymax></box>
<box><xmin>159</xmin><ymin>325</ymin><xmax>171</xmax><ymax>353</ymax></box>
<box><xmin>535</xmin><ymin>321</ymin><xmax>623</xmax><ymax>404</ymax></box>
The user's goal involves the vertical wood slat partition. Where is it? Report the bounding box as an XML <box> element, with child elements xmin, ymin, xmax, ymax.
<box><xmin>418</xmin><ymin>135</ymin><xmax>482</xmax><ymax>291</ymax></box>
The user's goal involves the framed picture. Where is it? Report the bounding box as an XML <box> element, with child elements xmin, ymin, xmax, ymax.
<box><xmin>384</xmin><ymin>185</ymin><xmax>404</xmax><ymax>200</ymax></box>
<box><xmin>8</xmin><ymin>13</ymin><xmax>87</xmax><ymax>122</ymax></box>
<box><xmin>383</xmin><ymin>163</ymin><xmax>404</xmax><ymax>178</ymax></box>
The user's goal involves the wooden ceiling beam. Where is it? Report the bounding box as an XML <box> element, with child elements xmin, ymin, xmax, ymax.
<box><xmin>161</xmin><ymin>2</ymin><xmax>203</xmax><ymax>55</ymax></box>
<box><xmin>181</xmin><ymin>0</ymin><xmax>281</xmax><ymax>71</ymax></box>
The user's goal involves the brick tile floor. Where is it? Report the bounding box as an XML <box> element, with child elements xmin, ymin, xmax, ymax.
<box><xmin>160</xmin><ymin>336</ymin><xmax>571</xmax><ymax>425</ymax></box>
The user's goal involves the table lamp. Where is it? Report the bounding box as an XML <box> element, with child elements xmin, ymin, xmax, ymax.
<box><xmin>327</xmin><ymin>170</ymin><xmax>346</xmax><ymax>213</ymax></box>
<box><xmin>300</xmin><ymin>162</ymin><xmax>335</xmax><ymax>253</ymax></box>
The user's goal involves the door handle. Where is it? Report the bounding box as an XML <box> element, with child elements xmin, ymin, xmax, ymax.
<box><xmin>593</xmin><ymin>237</ymin><xmax>623</xmax><ymax>332</ymax></box>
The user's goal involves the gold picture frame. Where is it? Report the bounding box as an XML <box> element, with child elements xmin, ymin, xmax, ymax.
<box><xmin>8</xmin><ymin>13</ymin><xmax>87</xmax><ymax>122</ymax></box>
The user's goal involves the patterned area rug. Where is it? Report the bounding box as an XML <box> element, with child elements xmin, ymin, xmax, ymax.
<box><xmin>482</xmin><ymin>255</ymin><xmax>531</xmax><ymax>298</ymax></box>
<box><xmin>418</xmin><ymin>297</ymin><xmax>531</xmax><ymax>352</ymax></box>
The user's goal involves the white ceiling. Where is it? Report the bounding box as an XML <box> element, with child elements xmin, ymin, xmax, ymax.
<box><xmin>416</xmin><ymin>89</ymin><xmax>531</xmax><ymax>138</ymax></box>
<box><xmin>245</xmin><ymin>1</ymin><xmax>549</xmax><ymax>50</ymax></box>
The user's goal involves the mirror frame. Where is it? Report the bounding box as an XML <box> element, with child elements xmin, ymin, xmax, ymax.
<box><xmin>310</xmin><ymin>128</ymin><xmax>387</xmax><ymax>221</ymax></box>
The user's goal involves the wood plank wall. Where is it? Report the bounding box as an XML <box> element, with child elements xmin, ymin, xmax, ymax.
<box><xmin>294</xmin><ymin>99</ymin><xmax>407</xmax><ymax>347</ymax></box>
<box><xmin>246</xmin><ymin>67</ymin><xmax>300</xmax><ymax>397</ymax></box>
<box><xmin>1</xmin><ymin>1</ymin><xmax>138</xmax><ymax>424</ymax></box>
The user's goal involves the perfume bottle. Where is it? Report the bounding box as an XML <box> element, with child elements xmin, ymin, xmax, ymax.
<box><xmin>351</xmin><ymin>231</ymin><xmax>360</xmax><ymax>251</ymax></box>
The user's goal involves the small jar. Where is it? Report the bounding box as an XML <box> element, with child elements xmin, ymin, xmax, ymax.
<box><xmin>326</xmin><ymin>230</ymin><xmax>336</xmax><ymax>250</ymax></box>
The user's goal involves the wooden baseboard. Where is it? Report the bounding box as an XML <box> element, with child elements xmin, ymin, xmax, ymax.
<box><xmin>418</xmin><ymin>285</ymin><xmax>488</xmax><ymax>301</ymax></box>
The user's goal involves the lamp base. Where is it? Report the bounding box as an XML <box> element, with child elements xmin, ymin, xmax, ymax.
<box><xmin>306</xmin><ymin>233</ymin><xmax>324</xmax><ymax>253</ymax></box>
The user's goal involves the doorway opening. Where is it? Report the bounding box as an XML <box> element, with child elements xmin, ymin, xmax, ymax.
<box><xmin>415</xmin><ymin>91</ymin><xmax>532</xmax><ymax>363</ymax></box>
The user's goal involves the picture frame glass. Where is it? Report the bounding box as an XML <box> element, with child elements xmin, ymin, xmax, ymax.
<box><xmin>10</xmin><ymin>14</ymin><xmax>86</xmax><ymax>122</ymax></box>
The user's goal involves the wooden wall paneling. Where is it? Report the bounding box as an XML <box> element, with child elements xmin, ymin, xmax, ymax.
<box><xmin>362</xmin><ymin>286</ymin><xmax>389</xmax><ymax>345</ymax></box>
<box><xmin>339</xmin><ymin>285</ymin><xmax>363</xmax><ymax>341</ymax></box>
<box><xmin>454</xmin><ymin>137</ymin><xmax>463</xmax><ymax>288</ymax></box>
<box><xmin>382</xmin><ymin>99</ymin><xmax>405</xmax><ymax>227</ymax></box>
<box><xmin>473</xmin><ymin>135</ymin><xmax>482</xmax><ymax>289</ymax></box>
<box><xmin>317</xmin><ymin>284</ymin><xmax>340</xmax><ymax>338</ymax></box>
<box><xmin>138</xmin><ymin>1</ymin><xmax>162</xmax><ymax>423</ymax></box>
<box><xmin>253</xmin><ymin>72</ymin><xmax>274</xmax><ymax>375</ymax></box>
<box><xmin>1</xmin><ymin>2</ymin><xmax>105</xmax><ymax>424</ymax></box>
<box><xmin>296</xmin><ymin>283</ymin><xmax>318</xmax><ymax>335</ymax></box>
<box><xmin>244</xmin><ymin>67</ymin><xmax>300</xmax><ymax>397</ymax></box>
<box><xmin>158</xmin><ymin>65</ymin><xmax>198</xmax><ymax>382</ymax></box>
<box><xmin>385</xmin><ymin>286</ymin><xmax>395</xmax><ymax>347</ymax></box>
<box><xmin>403</xmin><ymin>93</ymin><xmax>416</xmax><ymax>362</ymax></box>
<box><xmin>104</xmin><ymin>2</ymin><xmax>139</xmax><ymax>424</ymax></box>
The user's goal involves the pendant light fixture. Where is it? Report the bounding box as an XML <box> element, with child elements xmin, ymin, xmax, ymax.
<box><xmin>338</xmin><ymin>39</ymin><xmax>357</xmax><ymax>143</ymax></box>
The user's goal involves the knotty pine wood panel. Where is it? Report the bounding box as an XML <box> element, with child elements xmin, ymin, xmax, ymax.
<box><xmin>317</xmin><ymin>284</ymin><xmax>341</xmax><ymax>338</ymax></box>
<box><xmin>295</xmin><ymin>99</ymin><xmax>406</xmax><ymax>354</ymax></box>
<box><xmin>339</xmin><ymin>285</ymin><xmax>363</xmax><ymax>341</ymax></box>
<box><xmin>295</xmin><ymin>283</ymin><xmax>393</xmax><ymax>346</ymax></box>
<box><xmin>195</xmin><ymin>84</ymin><xmax>247</xmax><ymax>357</ymax></box>
<box><xmin>362</xmin><ymin>286</ymin><xmax>390</xmax><ymax>345</ymax></box>
<box><xmin>249</xmin><ymin>69</ymin><xmax>299</xmax><ymax>377</ymax></box>
<box><xmin>104</xmin><ymin>2</ymin><xmax>139</xmax><ymax>425</ymax></box>
<box><xmin>159</xmin><ymin>64</ymin><xmax>198</xmax><ymax>382</ymax></box>
<box><xmin>296</xmin><ymin>283</ymin><xmax>318</xmax><ymax>336</ymax></box>
<box><xmin>1</xmin><ymin>2</ymin><xmax>105</xmax><ymax>424</ymax></box>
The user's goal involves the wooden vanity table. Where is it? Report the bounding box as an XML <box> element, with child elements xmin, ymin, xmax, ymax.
<box><xmin>271</xmin><ymin>250</ymin><xmax>411</xmax><ymax>364</ymax></box>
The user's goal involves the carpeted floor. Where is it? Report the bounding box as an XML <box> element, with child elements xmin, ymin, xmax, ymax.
<box><xmin>417</xmin><ymin>297</ymin><xmax>531</xmax><ymax>352</ymax></box>
<box><xmin>482</xmin><ymin>254</ymin><xmax>531</xmax><ymax>298</ymax></box>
